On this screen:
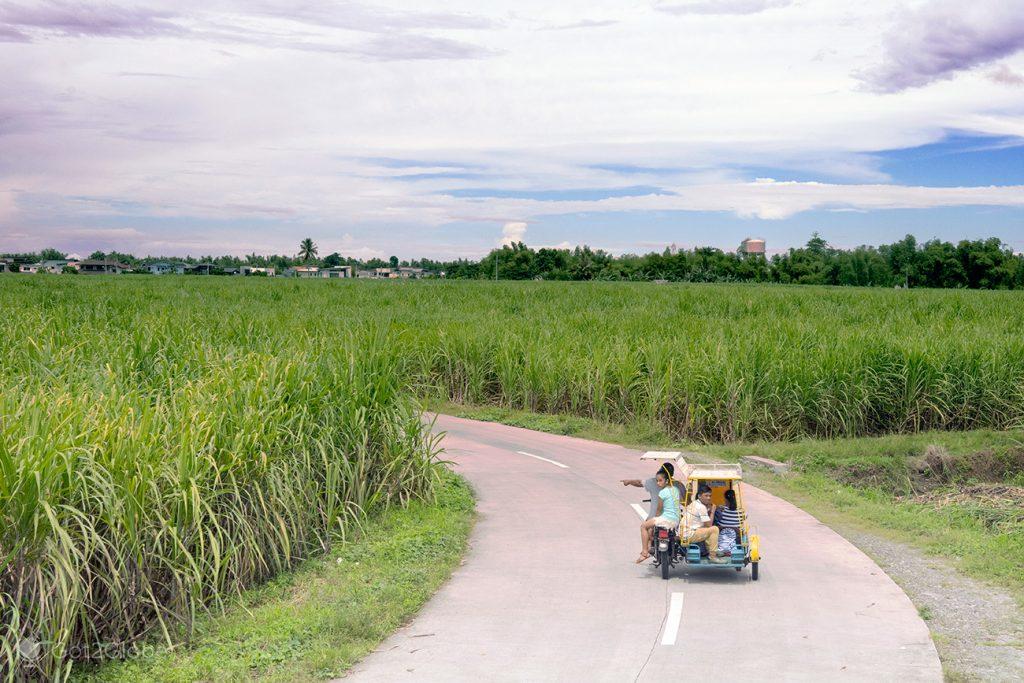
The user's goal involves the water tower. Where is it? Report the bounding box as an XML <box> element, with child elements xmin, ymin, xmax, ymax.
<box><xmin>738</xmin><ymin>237</ymin><xmax>766</xmax><ymax>256</ymax></box>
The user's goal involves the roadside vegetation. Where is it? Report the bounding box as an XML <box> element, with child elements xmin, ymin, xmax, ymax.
<box><xmin>75</xmin><ymin>474</ymin><xmax>473</xmax><ymax>682</ymax></box>
<box><xmin>409</xmin><ymin>281</ymin><xmax>1024</xmax><ymax>442</ymax></box>
<box><xmin>0</xmin><ymin>278</ymin><xmax>445</xmax><ymax>679</ymax></box>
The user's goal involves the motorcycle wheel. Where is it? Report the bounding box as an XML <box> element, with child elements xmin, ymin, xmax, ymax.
<box><xmin>659</xmin><ymin>550</ymin><xmax>670</xmax><ymax>580</ymax></box>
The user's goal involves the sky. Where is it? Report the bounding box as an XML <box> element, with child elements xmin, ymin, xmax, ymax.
<box><xmin>1</xmin><ymin>0</ymin><xmax>1023</xmax><ymax>260</ymax></box>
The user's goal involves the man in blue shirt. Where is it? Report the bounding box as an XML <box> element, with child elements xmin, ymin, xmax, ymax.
<box><xmin>636</xmin><ymin>469</ymin><xmax>681</xmax><ymax>563</ymax></box>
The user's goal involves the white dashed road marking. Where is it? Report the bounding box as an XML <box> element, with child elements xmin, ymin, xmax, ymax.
<box><xmin>515</xmin><ymin>451</ymin><xmax>569</xmax><ymax>469</ymax></box>
<box><xmin>661</xmin><ymin>592</ymin><xmax>685</xmax><ymax>646</ymax></box>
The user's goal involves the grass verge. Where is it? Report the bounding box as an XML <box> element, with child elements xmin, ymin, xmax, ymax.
<box><xmin>432</xmin><ymin>401</ymin><xmax>1024</xmax><ymax>605</ymax></box>
<box><xmin>74</xmin><ymin>474</ymin><xmax>475</xmax><ymax>682</ymax></box>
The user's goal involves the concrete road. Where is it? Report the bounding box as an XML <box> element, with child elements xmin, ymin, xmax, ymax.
<box><xmin>346</xmin><ymin>415</ymin><xmax>942</xmax><ymax>682</ymax></box>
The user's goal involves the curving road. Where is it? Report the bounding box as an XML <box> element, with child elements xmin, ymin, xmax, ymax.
<box><xmin>347</xmin><ymin>415</ymin><xmax>942</xmax><ymax>682</ymax></box>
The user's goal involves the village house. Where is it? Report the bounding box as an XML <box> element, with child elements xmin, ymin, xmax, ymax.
<box><xmin>40</xmin><ymin>259</ymin><xmax>74</xmax><ymax>273</ymax></box>
<box><xmin>78</xmin><ymin>259</ymin><xmax>130</xmax><ymax>275</ymax></box>
<box><xmin>284</xmin><ymin>265</ymin><xmax>320</xmax><ymax>277</ymax></box>
<box><xmin>240</xmin><ymin>266</ymin><xmax>276</xmax><ymax>276</ymax></box>
<box><xmin>143</xmin><ymin>261</ymin><xmax>188</xmax><ymax>274</ymax></box>
<box><xmin>320</xmin><ymin>266</ymin><xmax>352</xmax><ymax>278</ymax></box>
<box><xmin>397</xmin><ymin>267</ymin><xmax>425</xmax><ymax>279</ymax></box>
<box><xmin>20</xmin><ymin>263</ymin><xmax>42</xmax><ymax>274</ymax></box>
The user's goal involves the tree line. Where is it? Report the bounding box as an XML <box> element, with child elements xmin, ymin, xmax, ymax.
<box><xmin>4</xmin><ymin>233</ymin><xmax>1023</xmax><ymax>289</ymax></box>
<box><xmin>443</xmin><ymin>234</ymin><xmax>1024</xmax><ymax>289</ymax></box>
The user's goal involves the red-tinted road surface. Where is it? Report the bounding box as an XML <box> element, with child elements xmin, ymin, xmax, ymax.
<box><xmin>346</xmin><ymin>415</ymin><xmax>942</xmax><ymax>682</ymax></box>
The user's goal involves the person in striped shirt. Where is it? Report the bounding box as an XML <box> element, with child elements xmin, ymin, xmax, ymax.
<box><xmin>714</xmin><ymin>489</ymin><xmax>742</xmax><ymax>556</ymax></box>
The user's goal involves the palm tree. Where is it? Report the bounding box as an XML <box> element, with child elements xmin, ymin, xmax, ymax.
<box><xmin>298</xmin><ymin>238</ymin><xmax>318</xmax><ymax>263</ymax></box>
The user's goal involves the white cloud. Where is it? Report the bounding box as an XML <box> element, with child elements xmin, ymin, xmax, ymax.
<box><xmin>434</xmin><ymin>180</ymin><xmax>1024</xmax><ymax>222</ymax></box>
<box><xmin>499</xmin><ymin>221</ymin><xmax>528</xmax><ymax>246</ymax></box>
<box><xmin>988</xmin><ymin>64</ymin><xmax>1024</xmax><ymax>87</ymax></box>
<box><xmin>654</xmin><ymin>0</ymin><xmax>792</xmax><ymax>16</ymax></box>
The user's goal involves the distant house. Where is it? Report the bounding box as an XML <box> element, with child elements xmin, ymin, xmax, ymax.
<box><xmin>375</xmin><ymin>267</ymin><xmax>397</xmax><ymax>279</ymax></box>
<box><xmin>79</xmin><ymin>259</ymin><xmax>130</xmax><ymax>275</ymax></box>
<box><xmin>39</xmin><ymin>259</ymin><xmax>71</xmax><ymax>273</ymax></box>
<box><xmin>146</xmin><ymin>262</ymin><xmax>175</xmax><ymax>275</ymax></box>
<box><xmin>222</xmin><ymin>267</ymin><xmax>241</xmax><ymax>276</ymax></box>
<box><xmin>320</xmin><ymin>266</ymin><xmax>352</xmax><ymax>279</ymax></box>
<box><xmin>189</xmin><ymin>263</ymin><xmax>217</xmax><ymax>275</ymax></box>
<box><xmin>20</xmin><ymin>263</ymin><xmax>42</xmax><ymax>274</ymax></box>
<box><xmin>397</xmin><ymin>267</ymin><xmax>425</xmax><ymax>279</ymax></box>
<box><xmin>0</xmin><ymin>261</ymin><xmax>7</xmax><ymax>273</ymax></box>
<box><xmin>240</xmin><ymin>266</ymin><xmax>275</xmax><ymax>277</ymax></box>
<box><xmin>285</xmin><ymin>265</ymin><xmax>320</xmax><ymax>278</ymax></box>
<box><xmin>355</xmin><ymin>269</ymin><xmax>375</xmax><ymax>278</ymax></box>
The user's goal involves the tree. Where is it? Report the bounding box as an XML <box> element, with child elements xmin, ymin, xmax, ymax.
<box><xmin>89</xmin><ymin>250</ymin><xmax>106</xmax><ymax>260</ymax></box>
<box><xmin>40</xmin><ymin>248</ymin><xmax>66</xmax><ymax>261</ymax></box>
<box><xmin>322</xmin><ymin>252</ymin><xmax>342</xmax><ymax>268</ymax></box>
<box><xmin>298</xmin><ymin>238</ymin><xmax>318</xmax><ymax>263</ymax></box>
<box><xmin>884</xmin><ymin>234</ymin><xmax>919</xmax><ymax>287</ymax></box>
<box><xmin>389</xmin><ymin>255</ymin><xmax>399</xmax><ymax>268</ymax></box>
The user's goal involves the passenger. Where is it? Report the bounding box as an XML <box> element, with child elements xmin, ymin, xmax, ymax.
<box><xmin>635</xmin><ymin>470</ymin><xmax>681</xmax><ymax>564</ymax></box>
<box><xmin>714</xmin><ymin>489</ymin><xmax>741</xmax><ymax>556</ymax></box>
<box><xmin>621</xmin><ymin>462</ymin><xmax>685</xmax><ymax>520</ymax></box>
<box><xmin>680</xmin><ymin>485</ymin><xmax>728</xmax><ymax>563</ymax></box>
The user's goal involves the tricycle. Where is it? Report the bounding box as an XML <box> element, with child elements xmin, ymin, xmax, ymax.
<box><xmin>641</xmin><ymin>452</ymin><xmax>761</xmax><ymax>581</ymax></box>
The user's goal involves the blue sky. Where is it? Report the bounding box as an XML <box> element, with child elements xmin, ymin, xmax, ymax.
<box><xmin>1</xmin><ymin>0</ymin><xmax>1023</xmax><ymax>259</ymax></box>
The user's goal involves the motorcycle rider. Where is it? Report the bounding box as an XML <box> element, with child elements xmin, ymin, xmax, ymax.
<box><xmin>636</xmin><ymin>469</ymin><xmax>681</xmax><ymax>563</ymax></box>
<box><xmin>621</xmin><ymin>462</ymin><xmax>685</xmax><ymax>519</ymax></box>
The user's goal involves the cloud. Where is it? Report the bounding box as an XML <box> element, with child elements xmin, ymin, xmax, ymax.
<box><xmin>0</xmin><ymin>188</ymin><xmax>18</xmax><ymax>223</ymax></box>
<box><xmin>63</xmin><ymin>227</ymin><xmax>143</xmax><ymax>239</ymax></box>
<box><xmin>0</xmin><ymin>1</ymin><xmax>185</xmax><ymax>39</ymax></box>
<box><xmin>857</xmin><ymin>1</ymin><xmax>1024</xmax><ymax>93</ymax></box>
<box><xmin>654</xmin><ymin>0</ymin><xmax>792</xmax><ymax>16</ymax></box>
<box><xmin>987</xmin><ymin>64</ymin><xmax>1024</xmax><ymax>87</ymax></box>
<box><xmin>0</xmin><ymin>1</ymin><xmax>497</xmax><ymax>61</ymax></box>
<box><xmin>240</xmin><ymin>1</ymin><xmax>497</xmax><ymax>33</ymax></box>
<box><xmin>499</xmin><ymin>221</ymin><xmax>527</xmax><ymax>246</ymax></box>
<box><xmin>0</xmin><ymin>22</ymin><xmax>27</xmax><ymax>40</ymax></box>
<box><xmin>332</xmin><ymin>34</ymin><xmax>497</xmax><ymax>61</ymax></box>
<box><xmin>438</xmin><ymin>180</ymin><xmax>1024</xmax><ymax>223</ymax></box>
<box><xmin>540</xmin><ymin>19</ymin><xmax>618</xmax><ymax>31</ymax></box>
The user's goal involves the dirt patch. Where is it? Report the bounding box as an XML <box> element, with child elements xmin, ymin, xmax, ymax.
<box><xmin>909</xmin><ymin>446</ymin><xmax>1024</xmax><ymax>492</ymax></box>
<box><xmin>911</xmin><ymin>483</ymin><xmax>1024</xmax><ymax>508</ymax></box>
<box><xmin>905</xmin><ymin>483</ymin><xmax>1024</xmax><ymax>534</ymax></box>
<box><xmin>840</xmin><ymin>527</ymin><xmax>1024</xmax><ymax>682</ymax></box>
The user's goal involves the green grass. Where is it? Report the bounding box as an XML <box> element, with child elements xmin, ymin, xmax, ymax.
<box><xmin>74</xmin><ymin>474</ymin><xmax>474</xmax><ymax>682</ymax></box>
<box><xmin>1</xmin><ymin>277</ymin><xmax>444</xmax><ymax>679</ymax></box>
